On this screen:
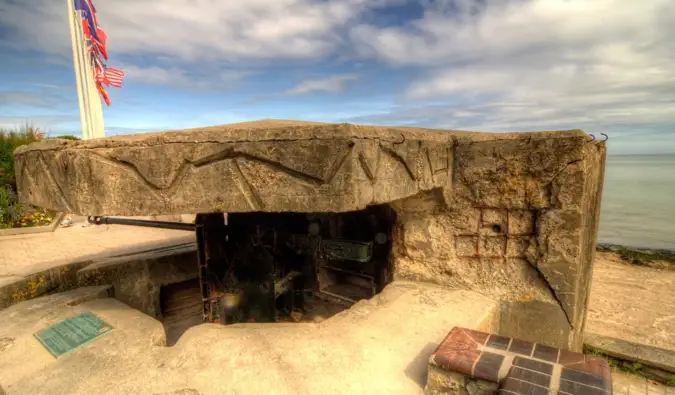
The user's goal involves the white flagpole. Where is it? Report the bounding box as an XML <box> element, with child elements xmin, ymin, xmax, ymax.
<box><xmin>66</xmin><ymin>0</ymin><xmax>89</xmax><ymax>140</ymax></box>
<box><xmin>74</xmin><ymin>14</ymin><xmax>95</xmax><ymax>140</ymax></box>
<box><xmin>89</xmin><ymin>57</ymin><xmax>105</xmax><ymax>139</ymax></box>
<box><xmin>83</xmin><ymin>44</ymin><xmax>104</xmax><ymax>139</ymax></box>
<box><xmin>79</xmin><ymin>18</ymin><xmax>105</xmax><ymax>139</ymax></box>
<box><xmin>90</xmin><ymin>62</ymin><xmax>105</xmax><ymax>139</ymax></box>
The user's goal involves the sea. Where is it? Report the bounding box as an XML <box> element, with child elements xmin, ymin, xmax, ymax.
<box><xmin>598</xmin><ymin>154</ymin><xmax>675</xmax><ymax>251</ymax></box>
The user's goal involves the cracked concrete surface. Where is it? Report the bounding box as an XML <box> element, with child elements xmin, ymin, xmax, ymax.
<box><xmin>0</xmin><ymin>283</ymin><xmax>498</xmax><ymax>395</ymax></box>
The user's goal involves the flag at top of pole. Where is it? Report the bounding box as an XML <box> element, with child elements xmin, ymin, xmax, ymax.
<box><xmin>68</xmin><ymin>0</ymin><xmax>124</xmax><ymax>140</ymax></box>
<box><xmin>71</xmin><ymin>0</ymin><xmax>123</xmax><ymax>106</ymax></box>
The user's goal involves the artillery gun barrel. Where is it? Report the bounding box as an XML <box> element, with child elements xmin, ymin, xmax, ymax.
<box><xmin>88</xmin><ymin>216</ymin><xmax>196</xmax><ymax>231</ymax></box>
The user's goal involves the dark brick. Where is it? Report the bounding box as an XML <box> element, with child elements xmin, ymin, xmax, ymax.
<box><xmin>457</xmin><ymin>327</ymin><xmax>490</xmax><ymax>346</ymax></box>
<box><xmin>559</xmin><ymin>379</ymin><xmax>610</xmax><ymax>395</ymax></box>
<box><xmin>532</xmin><ymin>344</ymin><xmax>559</xmax><ymax>362</ymax></box>
<box><xmin>508</xmin><ymin>366</ymin><xmax>551</xmax><ymax>388</ymax></box>
<box><xmin>486</xmin><ymin>334</ymin><xmax>511</xmax><ymax>350</ymax></box>
<box><xmin>474</xmin><ymin>351</ymin><xmax>505</xmax><ymax>382</ymax></box>
<box><xmin>558</xmin><ymin>348</ymin><xmax>585</xmax><ymax>365</ymax></box>
<box><xmin>512</xmin><ymin>356</ymin><xmax>554</xmax><ymax>375</ymax></box>
<box><xmin>564</xmin><ymin>356</ymin><xmax>612</xmax><ymax>382</ymax></box>
<box><xmin>432</xmin><ymin>329</ymin><xmax>481</xmax><ymax>376</ymax></box>
<box><xmin>432</xmin><ymin>347</ymin><xmax>480</xmax><ymax>376</ymax></box>
<box><xmin>500</xmin><ymin>377</ymin><xmax>549</xmax><ymax>395</ymax></box>
<box><xmin>508</xmin><ymin>339</ymin><xmax>534</xmax><ymax>356</ymax></box>
<box><xmin>561</xmin><ymin>368</ymin><xmax>610</xmax><ymax>391</ymax></box>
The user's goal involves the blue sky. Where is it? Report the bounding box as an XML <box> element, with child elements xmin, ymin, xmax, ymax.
<box><xmin>0</xmin><ymin>0</ymin><xmax>673</xmax><ymax>154</ymax></box>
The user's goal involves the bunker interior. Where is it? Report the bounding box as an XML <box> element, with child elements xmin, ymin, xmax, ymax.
<box><xmin>89</xmin><ymin>204</ymin><xmax>396</xmax><ymax>324</ymax></box>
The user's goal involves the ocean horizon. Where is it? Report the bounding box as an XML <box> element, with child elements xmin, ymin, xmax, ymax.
<box><xmin>598</xmin><ymin>153</ymin><xmax>675</xmax><ymax>251</ymax></box>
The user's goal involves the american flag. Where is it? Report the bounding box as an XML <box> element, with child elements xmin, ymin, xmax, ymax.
<box><xmin>81</xmin><ymin>16</ymin><xmax>107</xmax><ymax>60</ymax></box>
<box><xmin>103</xmin><ymin>67</ymin><xmax>124</xmax><ymax>88</ymax></box>
<box><xmin>92</xmin><ymin>56</ymin><xmax>124</xmax><ymax>88</ymax></box>
<box><xmin>74</xmin><ymin>0</ymin><xmax>123</xmax><ymax>105</ymax></box>
<box><xmin>96</xmin><ymin>82</ymin><xmax>110</xmax><ymax>106</ymax></box>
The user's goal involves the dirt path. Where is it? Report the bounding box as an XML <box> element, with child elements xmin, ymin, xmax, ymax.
<box><xmin>587</xmin><ymin>252</ymin><xmax>675</xmax><ymax>351</ymax></box>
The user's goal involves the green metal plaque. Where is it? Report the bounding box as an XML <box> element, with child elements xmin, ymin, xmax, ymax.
<box><xmin>320</xmin><ymin>239</ymin><xmax>373</xmax><ymax>262</ymax></box>
<box><xmin>33</xmin><ymin>312</ymin><xmax>113</xmax><ymax>358</ymax></box>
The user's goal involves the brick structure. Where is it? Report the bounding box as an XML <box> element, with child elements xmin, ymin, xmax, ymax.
<box><xmin>426</xmin><ymin>327</ymin><xmax>612</xmax><ymax>395</ymax></box>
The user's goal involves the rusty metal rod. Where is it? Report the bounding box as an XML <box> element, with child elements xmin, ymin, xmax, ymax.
<box><xmin>87</xmin><ymin>216</ymin><xmax>196</xmax><ymax>231</ymax></box>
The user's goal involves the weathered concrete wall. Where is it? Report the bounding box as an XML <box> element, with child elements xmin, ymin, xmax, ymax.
<box><xmin>14</xmin><ymin>121</ymin><xmax>453</xmax><ymax>216</ymax></box>
<box><xmin>391</xmin><ymin>135</ymin><xmax>606</xmax><ymax>351</ymax></box>
<box><xmin>77</xmin><ymin>244</ymin><xmax>198</xmax><ymax>319</ymax></box>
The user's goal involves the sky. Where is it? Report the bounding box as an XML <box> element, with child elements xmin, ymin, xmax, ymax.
<box><xmin>0</xmin><ymin>0</ymin><xmax>673</xmax><ymax>155</ymax></box>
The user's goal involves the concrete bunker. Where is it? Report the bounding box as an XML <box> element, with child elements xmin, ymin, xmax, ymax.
<box><xmin>14</xmin><ymin>120</ymin><xmax>606</xmax><ymax>352</ymax></box>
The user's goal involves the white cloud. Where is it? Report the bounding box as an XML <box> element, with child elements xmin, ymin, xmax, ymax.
<box><xmin>347</xmin><ymin>0</ymin><xmax>675</xmax><ymax>135</ymax></box>
<box><xmin>0</xmin><ymin>0</ymin><xmax>395</xmax><ymax>62</ymax></box>
<box><xmin>118</xmin><ymin>64</ymin><xmax>255</xmax><ymax>90</ymax></box>
<box><xmin>0</xmin><ymin>0</ymin><xmax>673</xmax><ymax>145</ymax></box>
<box><xmin>285</xmin><ymin>74</ymin><xmax>360</xmax><ymax>95</ymax></box>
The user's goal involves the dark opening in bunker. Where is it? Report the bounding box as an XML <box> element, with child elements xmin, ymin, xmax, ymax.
<box><xmin>159</xmin><ymin>204</ymin><xmax>396</xmax><ymax>344</ymax></box>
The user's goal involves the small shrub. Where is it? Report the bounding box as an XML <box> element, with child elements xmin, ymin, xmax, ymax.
<box><xmin>48</xmin><ymin>135</ymin><xmax>80</xmax><ymax>141</ymax></box>
<box><xmin>0</xmin><ymin>124</ymin><xmax>54</xmax><ymax>229</ymax></box>
<box><xmin>0</xmin><ymin>124</ymin><xmax>45</xmax><ymax>187</ymax></box>
<box><xmin>0</xmin><ymin>185</ymin><xmax>22</xmax><ymax>229</ymax></box>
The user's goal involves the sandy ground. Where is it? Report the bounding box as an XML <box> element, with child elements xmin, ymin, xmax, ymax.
<box><xmin>587</xmin><ymin>252</ymin><xmax>675</xmax><ymax>351</ymax></box>
<box><xmin>612</xmin><ymin>370</ymin><xmax>675</xmax><ymax>395</ymax></box>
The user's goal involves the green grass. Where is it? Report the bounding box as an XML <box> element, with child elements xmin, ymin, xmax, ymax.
<box><xmin>584</xmin><ymin>345</ymin><xmax>675</xmax><ymax>386</ymax></box>
<box><xmin>597</xmin><ymin>243</ymin><xmax>675</xmax><ymax>270</ymax></box>
<box><xmin>0</xmin><ymin>124</ymin><xmax>45</xmax><ymax>187</ymax></box>
<box><xmin>616</xmin><ymin>247</ymin><xmax>675</xmax><ymax>266</ymax></box>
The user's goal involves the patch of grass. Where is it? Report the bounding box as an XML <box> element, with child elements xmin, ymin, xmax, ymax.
<box><xmin>597</xmin><ymin>243</ymin><xmax>675</xmax><ymax>270</ymax></box>
<box><xmin>584</xmin><ymin>345</ymin><xmax>674</xmax><ymax>386</ymax></box>
<box><xmin>0</xmin><ymin>124</ymin><xmax>60</xmax><ymax>229</ymax></box>
<box><xmin>0</xmin><ymin>123</ymin><xmax>45</xmax><ymax>187</ymax></box>
<box><xmin>616</xmin><ymin>248</ymin><xmax>675</xmax><ymax>266</ymax></box>
<box><xmin>48</xmin><ymin>135</ymin><xmax>80</xmax><ymax>141</ymax></box>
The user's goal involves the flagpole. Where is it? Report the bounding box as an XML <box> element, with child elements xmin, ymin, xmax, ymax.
<box><xmin>74</xmin><ymin>14</ymin><xmax>95</xmax><ymax>140</ymax></box>
<box><xmin>79</xmin><ymin>15</ymin><xmax>105</xmax><ymax>139</ymax></box>
<box><xmin>66</xmin><ymin>0</ymin><xmax>89</xmax><ymax>140</ymax></box>
<box><xmin>91</xmin><ymin>64</ymin><xmax>105</xmax><ymax>138</ymax></box>
<box><xmin>83</xmin><ymin>46</ymin><xmax>104</xmax><ymax>138</ymax></box>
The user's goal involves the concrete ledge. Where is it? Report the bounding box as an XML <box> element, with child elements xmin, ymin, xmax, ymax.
<box><xmin>0</xmin><ymin>241</ymin><xmax>197</xmax><ymax>311</ymax></box>
<box><xmin>585</xmin><ymin>332</ymin><xmax>675</xmax><ymax>374</ymax></box>
<box><xmin>77</xmin><ymin>243</ymin><xmax>198</xmax><ymax>319</ymax></box>
<box><xmin>0</xmin><ymin>212</ymin><xmax>66</xmax><ymax>237</ymax></box>
<box><xmin>0</xmin><ymin>259</ymin><xmax>93</xmax><ymax>309</ymax></box>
